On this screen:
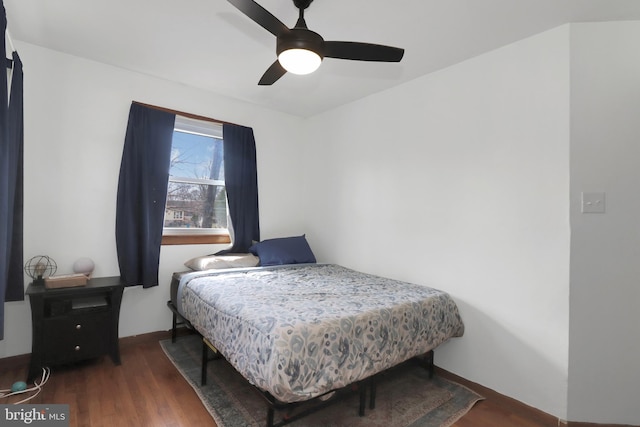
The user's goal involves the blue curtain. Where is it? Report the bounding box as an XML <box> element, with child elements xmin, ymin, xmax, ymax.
<box><xmin>115</xmin><ymin>103</ymin><xmax>175</xmax><ymax>288</ymax></box>
<box><xmin>0</xmin><ymin>1</ymin><xmax>24</xmax><ymax>340</ymax></box>
<box><xmin>219</xmin><ymin>123</ymin><xmax>260</xmax><ymax>253</ymax></box>
<box><xmin>6</xmin><ymin>51</ymin><xmax>23</xmax><ymax>302</ymax></box>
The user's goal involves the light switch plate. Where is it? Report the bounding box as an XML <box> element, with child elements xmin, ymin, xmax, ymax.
<box><xmin>581</xmin><ymin>192</ymin><xmax>606</xmax><ymax>213</ymax></box>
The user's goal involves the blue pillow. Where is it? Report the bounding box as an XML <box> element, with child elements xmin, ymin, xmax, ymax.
<box><xmin>249</xmin><ymin>235</ymin><xmax>316</xmax><ymax>266</ymax></box>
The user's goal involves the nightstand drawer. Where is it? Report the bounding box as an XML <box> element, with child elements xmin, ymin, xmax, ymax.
<box><xmin>42</xmin><ymin>311</ymin><xmax>110</xmax><ymax>364</ymax></box>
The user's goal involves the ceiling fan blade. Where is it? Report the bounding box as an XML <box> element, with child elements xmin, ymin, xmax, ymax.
<box><xmin>258</xmin><ymin>60</ymin><xmax>287</xmax><ymax>85</ymax></box>
<box><xmin>325</xmin><ymin>41</ymin><xmax>404</xmax><ymax>62</ymax></box>
<box><xmin>227</xmin><ymin>0</ymin><xmax>289</xmax><ymax>37</ymax></box>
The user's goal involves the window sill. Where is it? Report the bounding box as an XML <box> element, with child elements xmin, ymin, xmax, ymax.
<box><xmin>161</xmin><ymin>234</ymin><xmax>231</xmax><ymax>246</ymax></box>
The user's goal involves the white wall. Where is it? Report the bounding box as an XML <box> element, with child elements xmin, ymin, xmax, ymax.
<box><xmin>568</xmin><ymin>21</ymin><xmax>640</xmax><ymax>425</ymax></box>
<box><xmin>302</xmin><ymin>27</ymin><xmax>571</xmax><ymax>419</ymax></box>
<box><xmin>0</xmin><ymin>42</ymin><xmax>305</xmax><ymax>358</ymax></box>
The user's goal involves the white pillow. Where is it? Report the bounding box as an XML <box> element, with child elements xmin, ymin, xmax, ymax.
<box><xmin>184</xmin><ymin>253</ymin><xmax>260</xmax><ymax>271</ymax></box>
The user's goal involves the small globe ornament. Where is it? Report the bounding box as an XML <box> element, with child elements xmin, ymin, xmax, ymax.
<box><xmin>73</xmin><ymin>257</ymin><xmax>95</xmax><ymax>278</ymax></box>
<box><xmin>24</xmin><ymin>255</ymin><xmax>57</xmax><ymax>285</ymax></box>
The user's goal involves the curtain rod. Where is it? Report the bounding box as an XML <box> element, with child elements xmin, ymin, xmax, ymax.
<box><xmin>133</xmin><ymin>101</ymin><xmax>242</xmax><ymax>127</ymax></box>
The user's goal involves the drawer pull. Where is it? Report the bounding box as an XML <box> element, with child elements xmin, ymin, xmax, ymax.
<box><xmin>75</xmin><ymin>346</ymin><xmax>80</xmax><ymax>351</ymax></box>
<box><xmin>76</xmin><ymin>324</ymin><xmax>82</xmax><ymax>330</ymax></box>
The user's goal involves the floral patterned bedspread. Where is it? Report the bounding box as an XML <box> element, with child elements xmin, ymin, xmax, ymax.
<box><xmin>178</xmin><ymin>264</ymin><xmax>464</xmax><ymax>403</ymax></box>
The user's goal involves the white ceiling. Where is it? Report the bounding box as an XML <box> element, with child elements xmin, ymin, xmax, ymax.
<box><xmin>4</xmin><ymin>0</ymin><xmax>640</xmax><ymax>117</ymax></box>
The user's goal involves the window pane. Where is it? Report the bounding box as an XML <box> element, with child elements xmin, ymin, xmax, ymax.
<box><xmin>169</xmin><ymin>131</ymin><xmax>224</xmax><ymax>181</ymax></box>
<box><xmin>164</xmin><ymin>124</ymin><xmax>228</xmax><ymax>234</ymax></box>
<box><xmin>164</xmin><ymin>182</ymin><xmax>227</xmax><ymax>229</ymax></box>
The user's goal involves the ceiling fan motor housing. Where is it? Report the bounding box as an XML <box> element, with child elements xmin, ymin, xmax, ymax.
<box><xmin>277</xmin><ymin>28</ymin><xmax>325</xmax><ymax>59</ymax></box>
<box><xmin>293</xmin><ymin>0</ymin><xmax>313</xmax><ymax>10</ymax></box>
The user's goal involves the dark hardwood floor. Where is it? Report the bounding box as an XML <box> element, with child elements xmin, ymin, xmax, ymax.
<box><xmin>0</xmin><ymin>331</ymin><xmax>559</xmax><ymax>427</ymax></box>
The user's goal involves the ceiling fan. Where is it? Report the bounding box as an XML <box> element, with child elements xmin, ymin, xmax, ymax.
<box><xmin>227</xmin><ymin>0</ymin><xmax>405</xmax><ymax>85</ymax></box>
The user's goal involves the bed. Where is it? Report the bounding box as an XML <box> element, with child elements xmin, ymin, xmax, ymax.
<box><xmin>168</xmin><ymin>259</ymin><xmax>464</xmax><ymax>425</ymax></box>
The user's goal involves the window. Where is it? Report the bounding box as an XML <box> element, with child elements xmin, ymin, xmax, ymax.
<box><xmin>162</xmin><ymin>115</ymin><xmax>230</xmax><ymax>245</ymax></box>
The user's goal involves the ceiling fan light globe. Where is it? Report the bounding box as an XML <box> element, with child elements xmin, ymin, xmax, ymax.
<box><xmin>278</xmin><ymin>49</ymin><xmax>322</xmax><ymax>75</ymax></box>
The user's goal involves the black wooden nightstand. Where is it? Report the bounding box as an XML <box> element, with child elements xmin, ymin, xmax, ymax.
<box><xmin>26</xmin><ymin>276</ymin><xmax>124</xmax><ymax>382</ymax></box>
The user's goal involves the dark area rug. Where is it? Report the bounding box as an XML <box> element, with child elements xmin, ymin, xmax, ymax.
<box><xmin>160</xmin><ymin>334</ymin><xmax>483</xmax><ymax>427</ymax></box>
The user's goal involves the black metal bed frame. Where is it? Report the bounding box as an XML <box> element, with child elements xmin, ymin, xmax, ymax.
<box><xmin>167</xmin><ymin>300</ymin><xmax>434</xmax><ymax>427</ymax></box>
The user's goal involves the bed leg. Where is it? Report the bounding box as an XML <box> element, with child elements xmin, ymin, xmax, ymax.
<box><xmin>426</xmin><ymin>350</ymin><xmax>434</xmax><ymax>379</ymax></box>
<box><xmin>171</xmin><ymin>312</ymin><xmax>178</xmax><ymax>343</ymax></box>
<box><xmin>369</xmin><ymin>376</ymin><xmax>377</xmax><ymax>410</ymax></box>
<box><xmin>201</xmin><ymin>340</ymin><xmax>208</xmax><ymax>386</ymax></box>
<box><xmin>358</xmin><ymin>382</ymin><xmax>366</xmax><ymax>416</ymax></box>
<box><xmin>266</xmin><ymin>406</ymin><xmax>274</xmax><ymax>427</ymax></box>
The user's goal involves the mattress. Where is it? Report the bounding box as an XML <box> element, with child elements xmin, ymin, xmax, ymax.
<box><xmin>177</xmin><ymin>263</ymin><xmax>464</xmax><ymax>403</ymax></box>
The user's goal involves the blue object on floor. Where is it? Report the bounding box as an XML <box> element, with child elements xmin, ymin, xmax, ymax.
<box><xmin>11</xmin><ymin>381</ymin><xmax>27</xmax><ymax>392</ymax></box>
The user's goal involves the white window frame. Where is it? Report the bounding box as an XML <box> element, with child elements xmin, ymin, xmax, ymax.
<box><xmin>162</xmin><ymin>115</ymin><xmax>228</xmax><ymax>237</ymax></box>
